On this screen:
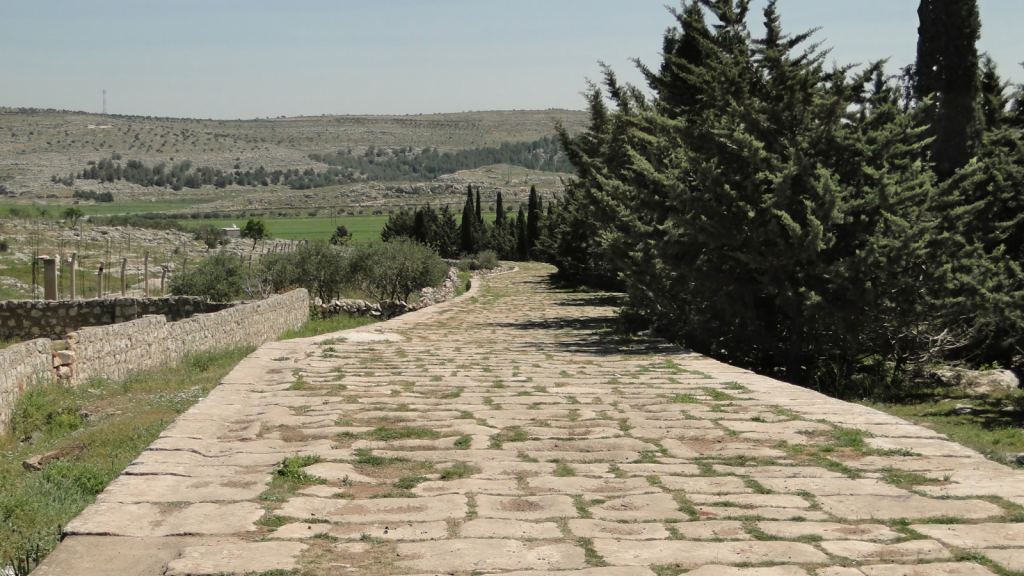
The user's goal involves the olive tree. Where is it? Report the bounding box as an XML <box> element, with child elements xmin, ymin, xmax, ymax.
<box><xmin>347</xmin><ymin>239</ymin><xmax>448</xmax><ymax>304</ymax></box>
<box><xmin>169</xmin><ymin>251</ymin><xmax>245</xmax><ymax>302</ymax></box>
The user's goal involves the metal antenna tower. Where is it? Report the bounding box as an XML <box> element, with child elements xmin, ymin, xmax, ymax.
<box><xmin>103</xmin><ymin>90</ymin><xmax>107</xmax><ymax>115</ymax></box>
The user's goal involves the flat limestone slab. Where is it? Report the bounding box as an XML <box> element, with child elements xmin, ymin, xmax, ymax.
<box><xmin>911</xmin><ymin>523</ymin><xmax>1024</xmax><ymax>548</ymax></box>
<box><xmin>687</xmin><ymin>494</ymin><xmax>810</xmax><ymax>508</ymax></box>
<box><xmin>95</xmin><ymin>474</ymin><xmax>267</xmax><ymax>504</ymax></box>
<box><xmin>509</xmin><ymin>438</ymin><xmax>653</xmax><ymax>452</ymax></box>
<box><xmin>859</xmin><ymin>563</ymin><xmax>996</xmax><ymax>575</ymax></box>
<box><xmin>713</xmin><ymin>466</ymin><xmax>846</xmax><ymax>478</ymax></box>
<box><xmin>617</xmin><ymin>463</ymin><xmax>701</xmax><ymax>476</ymax></box>
<box><xmin>757</xmin><ymin>521</ymin><xmax>900</xmax><ymax>541</ymax></box>
<box><xmin>475</xmin><ymin>494</ymin><xmax>578</xmax><ymax>519</ymax></box>
<box><xmin>695</xmin><ymin>506</ymin><xmax>828</xmax><ymax>521</ymax></box>
<box><xmin>165</xmin><ymin>541</ymin><xmax>307</xmax><ymax>575</ymax></box>
<box><xmin>981</xmin><ymin>549</ymin><xmax>1024</xmax><ymax>572</ymax></box>
<box><xmin>302</xmin><ymin>462</ymin><xmax>377</xmax><ymax>483</ymax></box>
<box><xmin>524</xmin><ymin>450</ymin><xmax>641</xmax><ymax>463</ymax></box>
<box><xmin>395</xmin><ymin>540</ymin><xmax>586</xmax><ymax>572</ymax></box>
<box><xmin>817</xmin><ymin>569</ymin><xmax>867</xmax><ymax>576</ymax></box>
<box><xmin>669</xmin><ymin>521</ymin><xmax>750</xmax><ymax>540</ymax></box>
<box><xmin>278</xmin><ymin>494</ymin><xmax>465</xmax><ymax>523</ymax></box>
<box><xmin>460</xmin><ymin>519</ymin><xmax>564</xmax><ymax>539</ymax></box>
<box><xmin>589</xmin><ymin>494</ymin><xmax>690</xmax><ymax>521</ymax></box>
<box><xmin>65</xmin><ymin>502</ymin><xmax>263</xmax><ymax>537</ymax></box>
<box><xmin>476</xmin><ymin>462</ymin><xmax>558</xmax><ymax>478</ymax></box>
<box><xmin>526</xmin><ymin>477</ymin><xmax>657</xmax><ymax>495</ymax></box>
<box><xmin>754</xmin><ymin>477</ymin><xmax>911</xmax><ymax>497</ymax></box>
<box><xmin>567</xmin><ymin>519</ymin><xmax>671</xmax><ymax>540</ymax></box>
<box><xmin>821</xmin><ymin>539</ymin><xmax>951</xmax><ymax>562</ymax></box>
<box><xmin>591</xmin><ymin>539</ymin><xmax>829</xmax><ymax>567</ymax></box>
<box><xmin>866</xmin><ymin>437</ymin><xmax>980</xmax><ymax>457</ymax></box>
<box><xmin>413</xmin><ymin>478</ymin><xmax>521</xmax><ymax>495</ymax></box>
<box><xmin>686</xmin><ymin>568</ymin><xmax>810</xmax><ymax>576</ymax></box>
<box><xmin>271</xmin><ymin>521</ymin><xmax>449</xmax><ymax>541</ymax></box>
<box><xmin>31</xmin><ymin>536</ymin><xmax>221</xmax><ymax>576</ymax></box>
<box><xmin>657</xmin><ymin>476</ymin><xmax>751</xmax><ymax>494</ymax></box>
<box><xmin>483</xmin><ymin>569</ymin><xmax>656</xmax><ymax>576</ymax></box>
<box><xmin>817</xmin><ymin>495</ymin><xmax>1003</xmax><ymax>520</ymax></box>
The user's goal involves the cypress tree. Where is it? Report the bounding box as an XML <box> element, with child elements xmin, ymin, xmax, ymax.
<box><xmin>979</xmin><ymin>55</ymin><xmax>1010</xmax><ymax>130</ymax></box>
<box><xmin>461</xmin><ymin>186</ymin><xmax>476</xmax><ymax>255</ymax></box>
<box><xmin>437</xmin><ymin>204</ymin><xmax>460</xmax><ymax>259</ymax></box>
<box><xmin>916</xmin><ymin>0</ymin><xmax>983</xmax><ymax>180</ymax></box>
<box><xmin>495</xmin><ymin>190</ymin><xmax>506</xmax><ymax>227</ymax></box>
<box><xmin>475</xmin><ymin>187</ymin><xmax>483</xmax><ymax>224</ymax></box>
<box><xmin>413</xmin><ymin>209</ymin><xmax>429</xmax><ymax>246</ymax></box>
<box><xmin>515</xmin><ymin>207</ymin><xmax>528</xmax><ymax>261</ymax></box>
<box><xmin>526</xmin><ymin>186</ymin><xmax>541</xmax><ymax>259</ymax></box>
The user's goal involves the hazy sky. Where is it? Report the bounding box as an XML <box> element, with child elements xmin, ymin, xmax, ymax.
<box><xmin>1</xmin><ymin>1</ymin><xmax>1021</xmax><ymax>119</ymax></box>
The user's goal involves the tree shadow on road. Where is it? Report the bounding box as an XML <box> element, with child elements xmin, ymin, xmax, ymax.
<box><xmin>485</xmin><ymin>315</ymin><xmax>682</xmax><ymax>357</ymax></box>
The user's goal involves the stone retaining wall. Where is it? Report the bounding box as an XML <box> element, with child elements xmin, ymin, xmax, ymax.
<box><xmin>0</xmin><ymin>297</ymin><xmax>235</xmax><ymax>341</ymax></box>
<box><xmin>0</xmin><ymin>290</ymin><xmax>309</xmax><ymax>431</ymax></box>
<box><xmin>0</xmin><ymin>338</ymin><xmax>58</xmax><ymax>433</ymax></box>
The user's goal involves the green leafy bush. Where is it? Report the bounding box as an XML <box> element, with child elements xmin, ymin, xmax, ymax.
<box><xmin>192</xmin><ymin>224</ymin><xmax>228</xmax><ymax>250</ymax></box>
<box><xmin>262</xmin><ymin>240</ymin><xmax>347</xmax><ymax>302</ymax></box>
<box><xmin>347</xmin><ymin>239</ymin><xmax>448</xmax><ymax>303</ymax></box>
<box><xmin>169</xmin><ymin>250</ymin><xmax>244</xmax><ymax>302</ymax></box>
<box><xmin>458</xmin><ymin>250</ymin><xmax>499</xmax><ymax>271</ymax></box>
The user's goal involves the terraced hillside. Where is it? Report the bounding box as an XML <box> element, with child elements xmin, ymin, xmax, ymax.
<box><xmin>0</xmin><ymin>109</ymin><xmax>588</xmax><ymax>208</ymax></box>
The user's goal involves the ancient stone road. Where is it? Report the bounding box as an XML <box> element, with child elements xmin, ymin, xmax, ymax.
<box><xmin>37</xmin><ymin>265</ymin><xmax>1024</xmax><ymax>575</ymax></box>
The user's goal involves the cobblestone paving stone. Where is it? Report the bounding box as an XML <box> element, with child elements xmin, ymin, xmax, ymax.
<box><xmin>36</xmin><ymin>265</ymin><xmax>1024</xmax><ymax>576</ymax></box>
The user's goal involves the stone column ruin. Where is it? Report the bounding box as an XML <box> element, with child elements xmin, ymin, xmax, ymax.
<box><xmin>42</xmin><ymin>258</ymin><xmax>57</xmax><ymax>301</ymax></box>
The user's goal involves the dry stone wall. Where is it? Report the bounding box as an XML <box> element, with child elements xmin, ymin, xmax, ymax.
<box><xmin>0</xmin><ymin>339</ymin><xmax>57</xmax><ymax>432</ymax></box>
<box><xmin>0</xmin><ymin>289</ymin><xmax>309</xmax><ymax>431</ymax></box>
<box><xmin>0</xmin><ymin>296</ymin><xmax>235</xmax><ymax>341</ymax></box>
<box><xmin>69</xmin><ymin>289</ymin><xmax>309</xmax><ymax>384</ymax></box>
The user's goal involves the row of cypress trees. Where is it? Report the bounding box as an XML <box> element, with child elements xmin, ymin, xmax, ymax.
<box><xmin>380</xmin><ymin>185</ymin><xmax>547</xmax><ymax>261</ymax></box>
<box><xmin>534</xmin><ymin>0</ymin><xmax>1024</xmax><ymax>397</ymax></box>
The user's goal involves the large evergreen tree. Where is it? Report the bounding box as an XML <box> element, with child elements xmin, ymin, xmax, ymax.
<box><xmin>436</xmin><ymin>205</ymin><xmax>460</xmax><ymax>259</ymax></box>
<box><xmin>526</xmin><ymin>186</ymin><xmax>542</xmax><ymax>260</ymax></box>
<box><xmin>490</xmin><ymin>190</ymin><xmax>516</xmax><ymax>259</ymax></box>
<box><xmin>556</xmin><ymin>0</ymin><xmax>953</xmax><ymax>392</ymax></box>
<box><xmin>916</xmin><ymin>0</ymin><xmax>983</xmax><ymax>180</ymax></box>
<box><xmin>381</xmin><ymin>207</ymin><xmax>416</xmax><ymax>242</ymax></box>
<box><xmin>979</xmin><ymin>55</ymin><xmax>1011</xmax><ymax>130</ymax></box>
<box><xmin>515</xmin><ymin>207</ymin><xmax>528</xmax><ymax>261</ymax></box>
<box><xmin>461</xmin><ymin>185</ymin><xmax>476</xmax><ymax>255</ymax></box>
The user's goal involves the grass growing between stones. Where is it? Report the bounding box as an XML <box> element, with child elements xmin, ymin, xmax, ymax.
<box><xmin>260</xmin><ymin>455</ymin><xmax>328</xmax><ymax>503</ymax></box>
<box><xmin>0</xmin><ymin>345</ymin><xmax>255</xmax><ymax>575</ymax></box>
<box><xmin>278</xmin><ymin>314</ymin><xmax>379</xmax><ymax>340</ymax></box>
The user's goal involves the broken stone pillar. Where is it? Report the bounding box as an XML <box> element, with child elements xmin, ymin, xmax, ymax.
<box><xmin>69</xmin><ymin>253</ymin><xmax>77</xmax><ymax>300</ymax></box>
<box><xmin>42</xmin><ymin>258</ymin><xmax>57</xmax><ymax>301</ymax></box>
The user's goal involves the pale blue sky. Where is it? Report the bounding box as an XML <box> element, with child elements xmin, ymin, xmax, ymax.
<box><xmin>1</xmin><ymin>1</ymin><xmax>1021</xmax><ymax>119</ymax></box>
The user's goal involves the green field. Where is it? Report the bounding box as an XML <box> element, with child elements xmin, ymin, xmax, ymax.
<box><xmin>180</xmin><ymin>213</ymin><xmax>498</xmax><ymax>242</ymax></box>
<box><xmin>76</xmin><ymin>200</ymin><xmax>207</xmax><ymax>216</ymax></box>
<box><xmin>179</xmin><ymin>216</ymin><xmax>389</xmax><ymax>241</ymax></box>
<box><xmin>0</xmin><ymin>199</ymin><xmax>207</xmax><ymax>217</ymax></box>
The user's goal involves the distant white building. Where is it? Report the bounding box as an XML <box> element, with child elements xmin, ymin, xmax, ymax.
<box><xmin>222</xmin><ymin>224</ymin><xmax>241</xmax><ymax>238</ymax></box>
